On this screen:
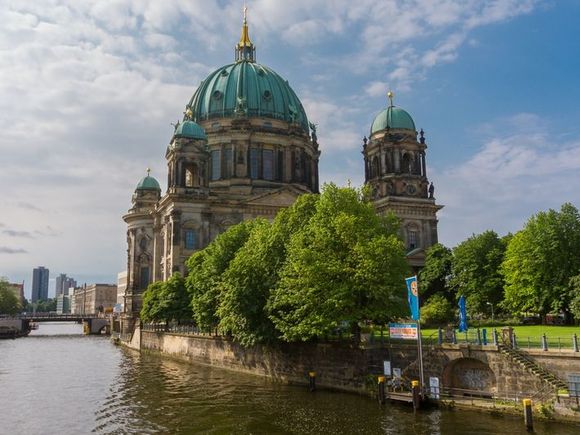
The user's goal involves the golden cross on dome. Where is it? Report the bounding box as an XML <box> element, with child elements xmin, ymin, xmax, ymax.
<box><xmin>387</xmin><ymin>90</ymin><xmax>394</xmax><ymax>107</ymax></box>
<box><xmin>146</xmin><ymin>168</ymin><xmax>151</xmax><ymax>177</ymax></box>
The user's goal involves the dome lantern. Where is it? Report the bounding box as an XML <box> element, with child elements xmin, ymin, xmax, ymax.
<box><xmin>235</xmin><ymin>5</ymin><xmax>255</xmax><ymax>62</ymax></box>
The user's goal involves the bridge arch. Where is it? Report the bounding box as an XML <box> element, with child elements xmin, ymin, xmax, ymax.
<box><xmin>442</xmin><ymin>357</ymin><xmax>496</xmax><ymax>395</ymax></box>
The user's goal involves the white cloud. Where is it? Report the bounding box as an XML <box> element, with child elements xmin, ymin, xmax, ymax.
<box><xmin>0</xmin><ymin>0</ymin><xmax>546</xmax><ymax>292</ymax></box>
<box><xmin>436</xmin><ymin>113</ymin><xmax>580</xmax><ymax>247</ymax></box>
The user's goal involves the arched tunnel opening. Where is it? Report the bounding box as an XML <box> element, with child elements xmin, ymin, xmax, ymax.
<box><xmin>442</xmin><ymin>357</ymin><xmax>496</xmax><ymax>398</ymax></box>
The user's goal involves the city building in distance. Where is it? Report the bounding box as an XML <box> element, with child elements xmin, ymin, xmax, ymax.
<box><xmin>55</xmin><ymin>273</ymin><xmax>77</xmax><ymax>297</ymax></box>
<box><xmin>71</xmin><ymin>284</ymin><xmax>117</xmax><ymax>315</ymax></box>
<box><xmin>31</xmin><ymin>266</ymin><xmax>49</xmax><ymax>303</ymax></box>
<box><xmin>122</xmin><ymin>11</ymin><xmax>441</xmax><ymax>315</ymax></box>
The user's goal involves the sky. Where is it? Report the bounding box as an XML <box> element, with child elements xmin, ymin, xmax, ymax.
<box><xmin>1</xmin><ymin>0</ymin><xmax>579</xmax><ymax>298</ymax></box>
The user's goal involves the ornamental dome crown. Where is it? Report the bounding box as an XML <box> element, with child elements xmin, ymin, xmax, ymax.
<box><xmin>185</xmin><ymin>9</ymin><xmax>309</xmax><ymax>134</ymax></box>
<box><xmin>136</xmin><ymin>169</ymin><xmax>161</xmax><ymax>192</ymax></box>
<box><xmin>370</xmin><ymin>92</ymin><xmax>416</xmax><ymax>134</ymax></box>
<box><xmin>173</xmin><ymin>120</ymin><xmax>207</xmax><ymax>140</ymax></box>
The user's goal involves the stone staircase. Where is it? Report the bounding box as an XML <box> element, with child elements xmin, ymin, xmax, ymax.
<box><xmin>498</xmin><ymin>344</ymin><xmax>568</xmax><ymax>392</ymax></box>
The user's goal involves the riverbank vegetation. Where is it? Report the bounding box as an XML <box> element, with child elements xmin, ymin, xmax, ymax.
<box><xmin>419</xmin><ymin>203</ymin><xmax>580</xmax><ymax>327</ymax></box>
<box><xmin>140</xmin><ymin>192</ymin><xmax>580</xmax><ymax>345</ymax></box>
<box><xmin>141</xmin><ymin>184</ymin><xmax>409</xmax><ymax>345</ymax></box>
<box><xmin>0</xmin><ymin>278</ymin><xmax>21</xmax><ymax>315</ymax></box>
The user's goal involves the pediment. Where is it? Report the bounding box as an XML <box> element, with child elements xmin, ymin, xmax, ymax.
<box><xmin>244</xmin><ymin>187</ymin><xmax>305</xmax><ymax>207</ymax></box>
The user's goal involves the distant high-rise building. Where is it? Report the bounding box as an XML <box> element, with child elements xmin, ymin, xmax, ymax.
<box><xmin>31</xmin><ymin>267</ymin><xmax>49</xmax><ymax>302</ymax></box>
<box><xmin>55</xmin><ymin>274</ymin><xmax>77</xmax><ymax>297</ymax></box>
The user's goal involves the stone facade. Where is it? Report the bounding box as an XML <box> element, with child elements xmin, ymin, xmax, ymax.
<box><xmin>72</xmin><ymin>284</ymin><xmax>117</xmax><ymax>315</ymax></box>
<box><xmin>363</xmin><ymin>123</ymin><xmax>442</xmax><ymax>270</ymax></box>
<box><xmin>121</xmin><ymin>15</ymin><xmax>442</xmax><ymax>317</ymax></box>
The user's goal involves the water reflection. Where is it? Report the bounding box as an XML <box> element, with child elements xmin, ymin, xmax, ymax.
<box><xmin>1</xmin><ymin>328</ymin><xmax>580</xmax><ymax>434</ymax></box>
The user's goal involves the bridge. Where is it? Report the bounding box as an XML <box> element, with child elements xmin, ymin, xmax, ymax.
<box><xmin>0</xmin><ymin>313</ymin><xmax>111</xmax><ymax>335</ymax></box>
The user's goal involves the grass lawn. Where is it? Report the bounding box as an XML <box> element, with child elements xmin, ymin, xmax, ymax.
<box><xmin>419</xmin><ymin>325</ymin><xmax>580</xmax><ymax>348</ymax></box>
<box><xmin>421</xmin><ymin>325</ymin><xmax>580</xmax><ymax>337</ymax></box>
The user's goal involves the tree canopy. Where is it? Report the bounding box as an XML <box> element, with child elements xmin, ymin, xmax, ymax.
<box><xmin>450</xmin><ymin>230</ymin><xmax>506</xmax><ymax>315</ymax></box>
<box><xmin>0</xmin><ymin>278</ymin><xmax>21</xmax><ymax>315</ymax></box>
<box><xmin>267</xmin><ymin>184</ymin><xmax>408</xmax><ymax>341</ymax></box>
<box><xmin>418</xmin><ymin>243</ymin><xmax>453</xmax><ymax>303</ymax></box>
<box><xmin>140</xmin><ymin>273</ymin><xmax>190</xmax><ymax>324</ymax></box>
<box><xmin>502</xmin><ymin>203</ymin><xmax>580</xmax><ymax>316</ymax></box>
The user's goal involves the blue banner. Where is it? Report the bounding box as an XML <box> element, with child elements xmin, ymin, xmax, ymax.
<box><xmin>458</xmin><ymin>295</ymin><xmax>468</xmax><ymax>332</ymax></box>
<box><xmin>405</xmin><ymin>276</ymin><xmax>420</xmax><ymax>321</ymax></box>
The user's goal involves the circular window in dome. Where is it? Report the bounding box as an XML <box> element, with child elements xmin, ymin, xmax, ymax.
<box><xmin>220</xmin><ymin>69</ymin><xmax>229</xmax><ymax>77</ymax></box>
<box><xmin>257</xmin><ymin>68</ymin><xmax>265</xmax><ymax>76</ymax></box>
<box><xmin>262</xmin><ymin>90</ymin><xmax>272</xmax><ymax>101</ymax></box>
<box><xmin>212</xmin><ymin>90</ymin><xmax>223</xmax><ymax>100</ymax></box>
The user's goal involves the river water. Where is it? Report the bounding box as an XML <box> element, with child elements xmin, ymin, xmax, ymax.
<box><xmin>1</xmin><ymin>323</ymin><xmax>579</xmax><ymax>435</ymax></box>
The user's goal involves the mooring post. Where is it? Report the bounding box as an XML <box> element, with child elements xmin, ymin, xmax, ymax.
<box><xmin>523</xmin><ymin>398</ymin><xmax>533</xmax><ymax>432</ymax></box>
<box><xmin>378</xmin><ymin>376</ymin><xmax>386</xmax><ymax>404</ymax></box>
<box><xmin>412</xmin><ymin>380</ymin><xmax>421</xmax><ymax>412</ymax></box>
<box><xmin>452</xmin><ymin>329</ymin><xmax>457</xmax><ymax>344</ymax></box>
<box><xmin>438</xmin><ymin>328</ymin><xmax>443</xmax><ymax>345</ymax></box>
<box><xmin>573</xmin><ymin>334</ymin><xmax>579</xmax><ymax>352</ymax></box>
<box><xmin>513</xmin><ymin>333</ymin><xmax>518</xmax><ymax>349</ymax></box>
<box><xmin>493</xmin><ymin>328</ymin><xmax>498</xmax><ymax>346</ymax></box>
<box><xmin>476</xmin><ymin>328</ymin><xmax>482</xmax><ymax>345</ymax></box>
<box><xmin>308</xmin><ymin>371</ymin><xmax>316</xmax><ymax>392</ymax></box>
<box><xmin>541</xmin><ymin>334</ymin><xmax>548</xmax><ymax>351</ymax></box>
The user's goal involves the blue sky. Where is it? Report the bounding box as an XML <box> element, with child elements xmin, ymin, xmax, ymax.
<box><xmin>1</xmin><ymin>0</ymin><xmax>579</xmax><ymax>297</ymax></box>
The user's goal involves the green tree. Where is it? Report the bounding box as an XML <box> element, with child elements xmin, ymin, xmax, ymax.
<box><xmin>0</xmin><ymin>279</ymin><xmax>21</xmax><ymax>315</ymax></box>
<box><xmin>34</xmin><ymin>298</ymin><xmax>57</xmax><ymax>313</ymax></box>
<box><xmin>569</xmin><ymin>275</ymin><xmax>580</xmax><ymax>322</ymax></box>
<box><xmin>215</xmin><ymin>194</ymin><xmax>319</xmax><ymax>345</ymax></box>
<box><xmin>141</xmin><ymin>273</ymin><xmax>191</xmax><ymax>324</ymax></box>
<box><xmin>502</xmin><ymin>203</ymin><xmax>580</xmax><ymax>318</ymax></box>
<box><xmin>140</xmin><ymin>281</ymin><xmax>164</xmax><ymax>323</ymax></box>
<box><xmin>450</xmin><ymin>230</ymin><xmax>506</xmax><ymax>315</ymax></box>
<box><xmin>418</xmin><ymin>243</ymin><xmax>453</xmax><ymax>302</ymax></box>
<box><xmin>268</xmin><ymin>184</ymin><xmax>408</xmax><ymax>342</ymax></box>
<box><xmin>420</xmin><ymin>294</ymin><xmax>454</xmax><ymax>326</ymax></box>
<box><xmin>186</xmin><ymin>219</ymin><xmax>260</xmax><ymax>331</ymax></box>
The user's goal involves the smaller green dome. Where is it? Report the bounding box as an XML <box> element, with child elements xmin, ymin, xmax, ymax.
<box><xmin>174</xmin><ymin>120</ymin><xmax>207</xmax><ymax>140</ymax></box>
<box><xmin>136</xmin><ymin>174</ymin><xmax>161</xmax><ymax>192</ymax></box>
<box><xmin>371</xmin><ymin>106</ymin><xmax>416</xmax><ymax>134</ymax></box>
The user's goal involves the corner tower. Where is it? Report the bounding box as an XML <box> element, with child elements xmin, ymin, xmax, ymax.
<box><xmin>363</xmin><ymin>92</ymin><xmax>443</xmax><ymax>269</ymax></box>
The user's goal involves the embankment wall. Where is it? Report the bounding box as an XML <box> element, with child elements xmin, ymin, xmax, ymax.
<box><xmin>140</xmin><ymin>330</ymin><xmax>388</xmax><ymax>393</ymax></box>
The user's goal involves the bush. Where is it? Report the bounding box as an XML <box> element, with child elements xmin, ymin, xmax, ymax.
<box><xmin>420</xmin><ymin>294</ymin><xmax>454</xmax><ymax>326</ymax></box>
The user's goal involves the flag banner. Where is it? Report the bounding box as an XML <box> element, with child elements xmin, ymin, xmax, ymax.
<box><xmin>458</xmin><ymin>295</ymin><xmax>468</xmax><ymax>332</ymax></box>
<box><xmin>405</xmin><ymin>275</ymin><xmax>420</xmax><ymax>320</ymax></box>
<box><xmin>389</xmin><ymin>322</ymin><xmax>418</xmax><ymax>340</ymax></box>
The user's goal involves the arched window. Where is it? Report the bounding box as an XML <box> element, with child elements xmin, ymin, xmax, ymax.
<box><xmin>250</xmin><ymin>148</ymin><xmax>259</xmax><ymax>179</ymax></box>
<box><xmin>184</xmin><ymin>229</ymin><xmax>197</xmax><ymax>250</ymax></box>
<box><xmin>184</xmin><ymin>163</ymin><xmax>199</xmax><ymax>187</ymax></box>
<box><xmin>407</xmin><ymin>225</ymin><xmax>420</xmax><ymax>250</ymax></box>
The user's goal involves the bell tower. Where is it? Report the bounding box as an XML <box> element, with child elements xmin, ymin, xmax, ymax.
<box><xmin>363</xmin><ymin>91</ymin><xmax>443</xmax><ymax>269</ymax></box>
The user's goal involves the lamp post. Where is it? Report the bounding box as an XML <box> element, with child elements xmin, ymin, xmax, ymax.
<box><xmin>487</xmin><ymin>302</ymin><xmax>494</xmax><ymax>323</ymax></box>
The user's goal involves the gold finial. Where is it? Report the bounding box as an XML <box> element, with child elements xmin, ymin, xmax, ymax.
<box><xmin>387</xmin><ymin>90</ymin><xmax>394</xmax><ymax>107</ymax></box>
<box><xmin>146</xmin><ymin>168</ymin><xmax>151</xmax><ymax>177</ymax></box>
<box><xmin>238</xmin><ymin>1</ymin><xmax>252</xmax><ymax>48</ymax></box>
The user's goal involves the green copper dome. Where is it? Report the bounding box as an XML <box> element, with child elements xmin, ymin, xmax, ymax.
<box><xmin>371</xmin><ymin>106</ymin><xmax>416</xmax><ymax>134</ymax></box>
<box><xmin>136</xmin><ymin>174</ymin><xmax>161</xmax><ymax>192</ymax></box>
<box><xmin>174</xmin><ymin>120</ymin><xmax>207</xmax><ymax>140</ymax></box>
<box><xmin>187</xmin><ymin>61</ymin><xmax>309</xmax><ymax>133</ymax></box>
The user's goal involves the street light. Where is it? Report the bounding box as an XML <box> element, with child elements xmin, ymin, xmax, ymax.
<box><xmin>486</xmin><ymin>302</ymin><xmax>495</xmax><ymax>323</ymax></box>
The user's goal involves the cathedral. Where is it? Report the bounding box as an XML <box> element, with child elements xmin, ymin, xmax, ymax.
<box><xmin>122</xmin><ymin>12</ymin><xmax>442</xmax><ymax>315</ymax></box>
